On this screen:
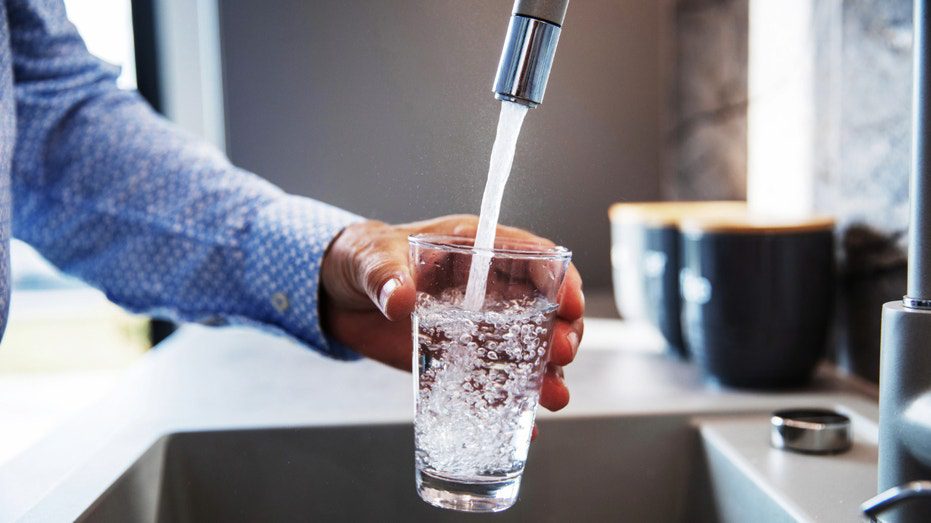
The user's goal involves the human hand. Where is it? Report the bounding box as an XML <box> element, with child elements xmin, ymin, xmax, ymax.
<box><xmin>320</xmin><ymin>215</ymin><xmax>584</xmax><ymax>414</ymax></box>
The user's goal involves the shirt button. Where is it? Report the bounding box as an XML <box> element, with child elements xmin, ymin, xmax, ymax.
<box><xmin>271</xmin><ymin>292</ymin><xmax>290</xmax><ymax>313</ymax></box>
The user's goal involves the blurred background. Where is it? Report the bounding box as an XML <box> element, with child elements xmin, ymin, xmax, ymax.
<box><xmin>0</xmin><ymin>0</ymin><xmax>915</xmax><ymax>462</ymax></box>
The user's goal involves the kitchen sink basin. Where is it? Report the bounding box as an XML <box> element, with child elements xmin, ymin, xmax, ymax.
<box><xmin>5</xmin><ymin>328</ymin><xmax>878</xmax><ymax>522</ymax></box>
<box><xmin>81</xmin><ymin>416</ymin><xmax>820</xmax><ymax>522</ymax></box>
<box><xmin>80</xmin><ymin>416</ymin><xmax>725</xmax><ymax>522</ymax></box>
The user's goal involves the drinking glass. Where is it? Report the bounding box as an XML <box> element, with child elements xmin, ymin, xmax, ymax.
<box><xmin>408</xmin><ymin>233</ymin><xmax>571</xmax><ymax>513</ymax></box>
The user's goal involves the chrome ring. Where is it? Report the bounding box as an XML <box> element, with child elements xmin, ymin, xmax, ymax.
<box><xmin>903</xmin><ymin>296</ymin><xmax>931</xmax><ymax>309</ymax></box>
<box><xmin>770</xmin><ymin>408</ymin><xmax>851</xmax><ymax>454</ymax></box>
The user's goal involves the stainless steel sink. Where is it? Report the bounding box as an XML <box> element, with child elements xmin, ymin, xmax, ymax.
<box><xmin>80</xmin><ymin>416</ymin><xmax>723</xmax><ymax>522</ymax></box>
<box><xmin>3</xmin><ymin>328</ymin><xmax>877</xmax><ymax>522</ymax></box>
<box><xmin>78</xmin><ymin>409</ymin><xmax>875</xmax><ymax>522</ymax></box>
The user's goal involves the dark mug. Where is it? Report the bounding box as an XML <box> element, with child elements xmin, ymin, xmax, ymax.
<box><xmin>609</xmin><ymin>202</ymin><xmax>746</xmax><ymax>357</ymax></box>
<box><xmin>679</xmin><ymin>215</ymin><xmax>835</xmax><ymax>388</ymax></box>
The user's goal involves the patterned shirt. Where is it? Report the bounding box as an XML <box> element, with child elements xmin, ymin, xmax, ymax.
<box><xmin>0</xmin><ymin>0</ymin><xmax>363</xmax><ymax>359</ymax></box>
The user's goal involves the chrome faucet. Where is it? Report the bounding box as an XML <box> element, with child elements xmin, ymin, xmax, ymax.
<box><xmin>863</xmin><ymin>0</ymin><xmax>931</xmax><ymax>521</ymax></box>
<box><xmin>493</xmin><ymin>0</ymin><xmax>569</xmax><ymax>108</ymax></box>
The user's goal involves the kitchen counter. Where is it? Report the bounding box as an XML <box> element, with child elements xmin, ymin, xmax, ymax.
<box><xmin>0</xmin><ymin>318</ymin><xmax>879</xmax><ymax>521</ymax></box>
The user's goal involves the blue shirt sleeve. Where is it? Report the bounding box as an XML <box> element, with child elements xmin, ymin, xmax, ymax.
<box><xmin>7</xmin><ymin>0</ymin><xmax>364</xmax><ymax>359</ymax></box>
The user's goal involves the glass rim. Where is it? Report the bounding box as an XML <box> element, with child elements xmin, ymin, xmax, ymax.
<box><xmin>408</xmin><ymin>233</ymin><xmax>571</xmax><ymax>261</ymax></box>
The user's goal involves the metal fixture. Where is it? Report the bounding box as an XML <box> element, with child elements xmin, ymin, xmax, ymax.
<box><xmin>770</xmin><ymin>409</ymin><xmax>851</xmax><ymax>455</ymax></box>
<box><xmin>869</xmin><ymin>0</ymin><xmax>931</xmax><ymax>521</ymax></box>
<box><xmin>908</xmin><ymin>0</ymin><xmax>931</xmax><ymax>309</ymax></box>
<box><xmin>862</xmin><ymin>481</ymin><xmax>931</xmax><ymax>521</ymax></box>
<box><xmin>493</xmin><ymin>0</ymin><xmax>569</xmax><ymax>108</ymax></box>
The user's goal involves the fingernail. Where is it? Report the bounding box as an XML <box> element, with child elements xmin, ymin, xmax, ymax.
<box><xmin>567</xmin><ymin>331</ymin><xmax>579</xmax><ymax>356</ymax></box>
<box><xmin>378</xmin><ymin>278</ymin><xmax>401</xmax><ymax>316</ymax></box>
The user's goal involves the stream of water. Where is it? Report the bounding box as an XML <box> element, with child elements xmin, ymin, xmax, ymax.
<box><xmin>462</xmin><ymin>101</ymin><xmax>530</xmax><ymax>311</ymax></box>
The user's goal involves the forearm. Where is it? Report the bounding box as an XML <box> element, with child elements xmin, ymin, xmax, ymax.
<box><xmin>10</xmin><ymin>0</ymin><xmax>363</xmax><ymax>356</ymax></box>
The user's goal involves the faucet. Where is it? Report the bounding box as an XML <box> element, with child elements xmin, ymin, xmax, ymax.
<box><xmin>863</xmin><ymin>0</ymin><xmax>931</xmax><ymax>520</ymax></box>
<box><xmin>493</xmin><ymin>0</ymin><xmax>569</xmax><ymax>108</ymax></box>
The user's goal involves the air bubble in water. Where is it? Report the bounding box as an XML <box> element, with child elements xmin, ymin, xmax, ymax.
<box><xmin>413</xmin><ymin>289</ymin><xmax>558</xmax><ymax>478</ymax></box>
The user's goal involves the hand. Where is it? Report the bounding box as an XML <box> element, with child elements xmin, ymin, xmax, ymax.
<box><xmin>320</xmin><ymin>215</ymin><xmax>584</xmax><ymax>414</ymax></box>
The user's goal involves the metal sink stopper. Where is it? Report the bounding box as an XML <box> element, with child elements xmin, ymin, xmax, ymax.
<box><xmin>770</xmin><ymin>408</ymin><xmax>851</xmax><ymax>455</ymax></box>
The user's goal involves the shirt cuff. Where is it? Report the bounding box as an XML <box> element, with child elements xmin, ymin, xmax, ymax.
<box><xmin>241</xmin><ymin>195</ymin><xmax>364</xmax><ymax>360</ymax></box>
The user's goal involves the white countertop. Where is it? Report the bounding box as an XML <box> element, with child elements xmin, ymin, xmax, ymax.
<box><xmin>0</xmin><ymin>318</ymin><xmax>879</xmax><ymax>521</ymax></box>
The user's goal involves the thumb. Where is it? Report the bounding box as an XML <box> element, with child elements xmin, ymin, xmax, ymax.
<box><xmin>357</xmin><ymin>245</ymin><xmax>416</xmax><ymax>321</ymax></box>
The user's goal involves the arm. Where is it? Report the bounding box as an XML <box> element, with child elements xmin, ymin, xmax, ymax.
<box><xmin>8</xmin><ymin>0</ymin><xmax>361</xmax><ymax>358</ymax></box>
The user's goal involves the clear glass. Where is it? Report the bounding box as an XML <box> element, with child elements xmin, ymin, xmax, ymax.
<box><xmin>408</xmin><ymin>233</ymin><xmax>571</xmax><ymax>512</ymax></box>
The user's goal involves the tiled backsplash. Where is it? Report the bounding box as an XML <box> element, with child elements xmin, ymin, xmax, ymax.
<box><xmin>670</xmin><ymin>0</ymin><xmax>913</xmax><ymax>382</ymax></box>
<box><xmin>666</xmin><ymin>0</ymin><xmax>748</xmax><ymax>201</ymax></box>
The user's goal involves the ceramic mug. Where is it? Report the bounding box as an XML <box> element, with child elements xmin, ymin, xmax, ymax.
<box><xmin>679</xmin><ymin>214</ymin><xmax>835</xmax><ymax>388</ymax></box>
<box><xmin>609</xmin><ymin>201</ymin><xmax>746</xmax><ymax>357</ymax></box>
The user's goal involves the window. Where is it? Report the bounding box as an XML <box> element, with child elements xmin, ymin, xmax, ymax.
<box><xmin>0</xmin><ymin>0</ymin><xmax>150</xmax><ymax>466</ymax></box>
<box><xmin>63</xmin><ymin>0</ymin><xmax>137</xmax><ymax>89</ymax></box>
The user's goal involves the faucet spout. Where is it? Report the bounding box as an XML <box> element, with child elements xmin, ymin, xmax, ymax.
<box><xmin>493</xmin><ymin>0</ymin><xmax>569</xmax><ymax>108</ymax></box>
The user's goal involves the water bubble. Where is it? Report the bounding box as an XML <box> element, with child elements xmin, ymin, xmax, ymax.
<box><xmin>413</xmin><ymin>289</ymin><xmax>558</xmax><ymax>477</ymax></box>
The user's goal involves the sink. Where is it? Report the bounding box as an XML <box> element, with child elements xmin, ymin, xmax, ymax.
<box><xmin>77</xmin><ymin>415</ymin><xmax>806</xmax><ymax>522</ymax></box>
<box><xmin>2</xmin><ymin>326</ymin><xmax>880</xmax><ymax>522</ymax></box>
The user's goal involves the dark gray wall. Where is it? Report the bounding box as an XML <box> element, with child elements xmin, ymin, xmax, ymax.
<box><xmin>218</xmin><ymin>0</ymin><xmax>668</xmax><ymax>289</ymax></box>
